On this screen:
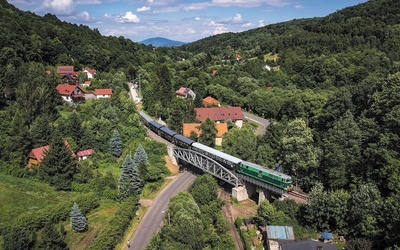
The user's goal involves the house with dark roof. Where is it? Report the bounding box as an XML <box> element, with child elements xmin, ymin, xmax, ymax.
<box><xmin>56</xmin><ymin>84</ymin><xmax>85</xmax><ymax>103</ymax></box>
<box><xmin>202</xmin><ymin>96</ymin><xmax>220</xmax><ymax>107</ymax></box>
<box><xmin>94</xmin><ymin>88</ymin><xmax>113</xmax><ymax>98</ymax></box>
<box><xmin>195</xmin><ymin>107</ymin><xmax>244</xmax><ymax>128</ymax></box>
<box><xmin>280</xmin><ymin>239</ymin><xmax>339</xmax><ymax>250</ymax></box>
<box><xmin>182</xmin><ymin>123</ymin><xmax>228</xmax><ymax>146</ymax></box>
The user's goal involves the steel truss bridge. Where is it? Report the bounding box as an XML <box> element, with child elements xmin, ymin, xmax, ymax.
<box><xmin>168</xmin><ymin>146</ymin><xmax>242</xmax><ymax>187</ymax></box>
<box><xmin>168</xmin><ymin>146</ymin><xmax>287</xmax><ymax>195</ymax></box>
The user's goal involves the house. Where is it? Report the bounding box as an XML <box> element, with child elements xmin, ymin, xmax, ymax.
<box><xmin>175</xmin><ymin>87</ymin><xmax>196</xmax><ymax>99</ymax></box>
<box><xmin>81</xmin><ymin>81</ymin><xmax>91</xmax><ymax>88</ymax></box>
<box><xmin>57</xmin><ymin>66</ymin><xmax>74</xmax><ymax>75</ymax></box>
<box><xmin>83</xmin><ymin>67</ymin><xmax>96</xmax><ymax>79</ymax></box>
<box><xmin>280</xmin><ymin>239</ymin><xmax>338</xmax><ymax>250</ymax></box>
<box><xmin>260</xmin><ymin>226</ymin><xmax>295</xmax><ymax>250</ymax></box>
<box><xmin>76</xmin><ymin>149</ymin><xmax>95</xmax><ymax>161</ymax></box>
<box><xmin>57</xmin><ymin>66</ymin><xmax>78</xmax><ymax>83</ymax></box>
<box><xmin>27</xmin><ymin>141</ymin><xmax>75</xmax><ymax>168</ymax></box>
<box><xmin>182</xmin><ymin>123</ymin><xmax>228</xmax><ymax>146</ymax></box>
<box><xmin>195</xmin><ymin>107</ymin><xmax>244</xmax><ymax>128</ymax></box>
<box><xmin>27</xmin><ymin>145</ymin><xmax>49</xmax><ymax>168</ymax></box>
<box><xmin>56</xmin><ymin>84</ymin><xmax>85</xmax><ymax>103</ymax></box>
<box><xmin>94</xmin><ymin>88</ymin><xmax>113</xmax><ymax>98</ymax></box>
<box><xmin>202</xmin><ymin>96</ymin><xmax>220</xmax><ymax>107</ymax></box>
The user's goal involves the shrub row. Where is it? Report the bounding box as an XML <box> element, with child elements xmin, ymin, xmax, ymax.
<box><xmin>88</xmin><ymin>196</ymin><xmax>139</xmax><ymax>249</ymax></box>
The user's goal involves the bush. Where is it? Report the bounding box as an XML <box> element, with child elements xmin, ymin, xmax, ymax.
<box><xmin>235</xmin><ymin>217</ymin><xmax>243</xmax><ymax>228</ymax></box>
<box><xmin>88</xmin><ymin>196</ymin><xmax>139</xmax><ymax>249</ymax></box>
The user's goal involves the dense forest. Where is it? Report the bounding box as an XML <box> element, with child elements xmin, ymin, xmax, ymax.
<box><xmin>1</xmin><ymin>0</ymin><xmax>400</xmax><ymax>248</ymax></box>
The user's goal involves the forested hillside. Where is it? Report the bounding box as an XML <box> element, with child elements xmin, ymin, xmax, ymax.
<box><xmin>1</xmin><ymin>0</ymin><xmax>400</xmax><ymax>248</ymax></box>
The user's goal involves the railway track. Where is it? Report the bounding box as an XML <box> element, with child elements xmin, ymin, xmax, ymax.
<box><xmin>219</xmin><ymin>189</ymin><xmax>244</xmax><ymax>250</ymax></box>
<box><xmin>287</xmin><ymin>191</ymin><xmax>309</xmax><ymax>203</ymax></box>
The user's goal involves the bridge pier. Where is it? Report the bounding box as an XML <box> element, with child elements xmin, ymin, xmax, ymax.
<box><xmin>257</xmin><ymin>189</ymin><xmax>272</xmax><ymax>205</ymax></box>
<box><xmin>167</xmin><ymin>145</ymin><xmax>177</xmax><ymax>165</ymax></box>
<box><xmin>232</xmin><ymin>186</ymin><xmax>248</xmax><ymax>201</ymax></box>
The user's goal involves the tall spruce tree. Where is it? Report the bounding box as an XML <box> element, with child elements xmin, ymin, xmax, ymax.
<box><xmin>40</xmin><ymin>127</ymin><xmax>77</xmax><ymax>190</ymax></box>
<box><xmin>70</xmin><ymin>202</ymin><xmax>88</xmax><ymax>232</ymax></box>
<box><xmin>133</xmin><ymin>144</ymin><xmax>148</xmax><ymax>166</ymax></box>
<box><xmin>109</xmin><ymin>129</ymin><xmax>123</xmax><ymax>157</ymax></box>
<box><xmin>118</xmin><ymin>154</ymin><xmax>142</xmax><ymax>201</ymax></box>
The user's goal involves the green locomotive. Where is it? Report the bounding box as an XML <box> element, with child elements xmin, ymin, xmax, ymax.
<box><xmin>237</xmin><ymin>161</ymin><xmax>293</xmax><ymax>191</ymax></box>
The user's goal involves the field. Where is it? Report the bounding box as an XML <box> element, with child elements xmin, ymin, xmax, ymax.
<box><xmin>0</xmin><ymin>173</ymin><xmax>74</xmax><ymax>228</ymax></box>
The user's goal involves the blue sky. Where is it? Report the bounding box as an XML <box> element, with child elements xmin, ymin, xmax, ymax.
<box><xmin>8</xmin><ymin>0</ymin><xmax>367</xmax><ymax>43</ymax></box>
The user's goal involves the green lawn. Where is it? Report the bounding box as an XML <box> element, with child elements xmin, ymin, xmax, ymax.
<box><xmin>0</xmin><ymin>173</ymin><xmax>73</xmax><ymax>228</ymax></box>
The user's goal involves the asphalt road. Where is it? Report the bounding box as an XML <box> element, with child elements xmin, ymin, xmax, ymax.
<box><xmin>243</xmin><ymin>111</ymin><xmax>270</xmax><ymax>135</ymax></box>
<box><xmin>128</xmin><ymin>171</ymin><xmax>196</xmax><ymax>250</ymax></box>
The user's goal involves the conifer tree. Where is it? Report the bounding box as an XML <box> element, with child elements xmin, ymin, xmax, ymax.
<box><xmin>133</xmin><ymin>144</ymin><xmax>148</xmax><ymax>166</ymax></box>
<box><xmin>118</xmin><ymin>154</ymin><xmax>142</xmax><ymax>201</ymax></box>
<box><xmin>70</xmin><ymin>202</ymin><xmax>88</xmax><ymax>232</ymax></box>
<box><xmin>109</xmin><ymin>129</ymin><xmax>123</xmax><ymax>157</ymax></box>
<box><xmin>40</xmin><ymin>127</ymin><xmax>77</xmax><ymax>190</ymax></box>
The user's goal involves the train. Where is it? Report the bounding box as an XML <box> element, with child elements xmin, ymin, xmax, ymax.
<box><xmin>139</xmin><ymin>111</ymin><xmax>293</xmax><ymax>191</ymax></box>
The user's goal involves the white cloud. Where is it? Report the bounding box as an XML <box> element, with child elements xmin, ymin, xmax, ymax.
<box><xmin>137</xmin><ymin>6</ymin><xmax>150</xmax><ymax>12</ymax></box>
<box><xmin>233</xmin><ymin>13</ymin><xmax>243</xmax><ymax>23</ymax></box>
<box><xmin>104</xmin><ymin>13</ymin><xmax>112</xmax><ymax>18</ymax></box>
<box><xmin>195</xmin><ymin>17</ymin><xmax>201</xmax><ymax>21</ymax></box>
<box><xmin>116</xmin><ymin>11</ymin><xmax>140</xmax><ymax>23</ymax></box>
<box><xmin>186</xmin><ymin>28</ymin><xmax>195</xmax><ymax>34</ymax></box>
<box><xmin>211</xmin><ymin>0</ymin><xmax>292</xmax><ymax>8</ymax></box>
<box><xmin>295</xmin><ymin>4</ymin><xmax>304</xmax><ymax>9</ymax></box>
<box><xmin>147</xmin><ymin>0</ymin><xmax>153</xmax><ymax>3</ymax></box>
<box><xmin>42</xmin><ymin>0</ymin><xmax>75</xmax><ymax>15</ymax></box>
<box><xmin>242</xmin><ymin>22</ymin><xmax>252</xmax><ymax>27</ymax></box>
<box><xmin>258</xmin><ymin>19</ymin><xmax>265</xmax><ymax>27</ymax></box>
<box><xmin>77</xmin><ymin>11</ymin><xmax>91</xmax><ymax>21</ymax></box>
<box><xmin>214</xmin><ymin>25</ymin><xmax>228</xmax><ymax>35</ymax></box>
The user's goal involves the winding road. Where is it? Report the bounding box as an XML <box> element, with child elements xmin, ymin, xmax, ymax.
<box><xmin>128</xmin><ymin>172</ymin><xmax>195</xmax><ymax>250</ymax></box>
<box><xmin>243</xmin><ymin>111</ymin><xmax>270</xmax><ymax>135</ymax></box>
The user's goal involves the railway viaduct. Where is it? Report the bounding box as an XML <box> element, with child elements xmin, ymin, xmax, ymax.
<box><xmin>168</xmin><ymin>145</ymin><xmax>287</xmax><ymax>204</ymax></box>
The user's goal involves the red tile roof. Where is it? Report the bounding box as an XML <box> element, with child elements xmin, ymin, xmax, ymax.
<box><xmin>195</xmin><ymin>107</ymin><xmax>244</xmax><ymax>122</ymax></box>
<box><xmin>94</xmin><ymin>88</ymin><xmax>113</xmax><ymax>95</ymax></box>
<box><xmin>203</xmin><ymin>96</ymin><xmax>220</xmax><ymax>106</ymax></box>
<box><xmin>84</xmin><ymin>67</ymin><xmax>96</xmax><ymax>75</ymax></box>
<box><xmin>28</xmin><ymin>145</ymin><xmax>50</xmax><ymax>163</ymax></box>
<box><xmin>56</xmin><ymin>84</ymin><xmax>83</xmax><ymax>96</ymax></box>
<box><xmin>77</xmin><ymin>149</ymin><xmax>95</xmax><ymax>157</ymax></box>
<box><xmin>57</xmin><ymin>66</ymin><xmax>74</xmax><ymax>74</ymax></box>
<box><xmin>183</xmin><ymin>123</ymin><xmax>228</xmax><ymax>138</ymax></box>
<box><xmin>176</xmin><ymin>87</ymin><xmax>191</xmax><ymax>97</ymax></box>
<box><xmin>28</xmin><ymin>141</ymin><xmax>75</xmax><ymax>163</ymax></box>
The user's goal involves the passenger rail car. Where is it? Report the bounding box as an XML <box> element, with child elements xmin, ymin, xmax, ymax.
<box><xmin>138</xmin><ymin>111</ymin><xmax>293</xmax><ymax>191</ymax></box>
<box><xmin>191</xmin><ymin>142</ymin><xmax>242</xmax><ymax>169</ymax></box>
<box><xmin>159</xmin><ymin>126</ymin><xmax>177</xmax><ymax>141</ymax></box>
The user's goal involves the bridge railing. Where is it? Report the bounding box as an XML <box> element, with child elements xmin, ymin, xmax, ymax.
<box><xmin>169</xmin><ymin>146</ymin><xmax>241</xmax><ymax>187</ymax></box>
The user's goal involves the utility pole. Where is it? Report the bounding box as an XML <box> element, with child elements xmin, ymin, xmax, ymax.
<box><xmin>138</xmin><ymin>73</ymin><xmax>141</xmax><ymax>98</ymax></box>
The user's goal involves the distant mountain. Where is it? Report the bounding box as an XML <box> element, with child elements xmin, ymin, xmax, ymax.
<box><xmin>140</xmin><ymin>37</ymin><xmax>186</xmax><ymax>47</ymax></box>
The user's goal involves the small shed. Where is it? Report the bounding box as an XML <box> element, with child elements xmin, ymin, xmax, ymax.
<box><xmin>321</xmin><ymin>232</ymin><xmax>333</xmax><ymax>243</ymax></box>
